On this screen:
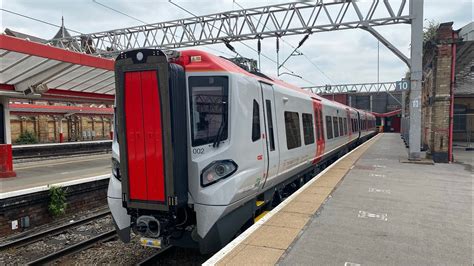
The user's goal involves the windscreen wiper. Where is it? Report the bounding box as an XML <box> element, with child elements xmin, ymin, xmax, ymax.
<box><xmin>212</xmin><ymin>107</ymin><xmax>227</xmax><ymax>148</ymax></box>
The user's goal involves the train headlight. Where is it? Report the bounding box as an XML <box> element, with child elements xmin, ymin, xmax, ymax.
<box><xmin>201</xmin><ymin>160</ymin><xmax>238</xmax><ymax>187</ymax></box>
<box><xmin>112</xmin><ymin>158</ymin><xmax>121</xmax><ymax>181</ymax></box>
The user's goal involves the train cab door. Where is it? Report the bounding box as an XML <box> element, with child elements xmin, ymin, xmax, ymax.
<box><xmin>311</xmin><ymin>98</ymin><xmax>325</xmax><ymax>163</ymax></box>
<box><xmin>260</xmin><ymin>82</ymin><xmax>279</xmax><ymax>189</ymax></box>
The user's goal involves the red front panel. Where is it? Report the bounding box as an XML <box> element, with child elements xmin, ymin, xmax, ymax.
<box><xmin>125</xmin><ymin>72</ymin><xmax>147</xmax><ymax>200</ymax></box>
<box><xmin>141</xmin><ymin>71</ymin><xmax>165</xmax><ymax>202</ymax></box>
<box><xmin>124</xmin><ymin>71</ymin><xmax>165</xmax><ymax>202</ymax></box>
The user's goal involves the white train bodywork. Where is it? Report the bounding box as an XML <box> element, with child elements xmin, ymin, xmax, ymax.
<box><xmin>108</xmin><ymin>49</ymin><xmax>377</xmax><ymax>253</ymax></box>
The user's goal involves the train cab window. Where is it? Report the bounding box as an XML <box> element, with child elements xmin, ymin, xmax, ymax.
<box><xmin>302</xmin><ymin>113</ymin><xmax>315</xmax><ymax>145</ymax></box>
<box><xmin>265</xmin><ymin>100</ymin><xmax>275</xmax><ymax>151</ymax></box>
<box><xmin>333</xmin><ymin>116</ymin><xmax>339</xmax><ymax>138</ymax></box>
<box><xmin>343</xmin><ymin>118</ymin><xmax>348</xmax><ymax>135</ymax></box>
<box><xmin>326</xmin><ymin>116</ymin><xmax>333</xmax><ymax>139</ymax></box>
<box><xmin>189</xmin><ymin>76</ymin><xmax>229</xmax><ymax>147</ymax></box>
<box><xmin>252</xmin><ymin>100</ymin><xmax>261</xmax><ymax>142</ymax></box>
<box><xmin>338</xmin><ymin>117</ymin><xmax>344</xmax><ymax>136</ymax></box>
<box><xmin>285</xmin><ymin>111</ymin><xmax>301</xmax><ymax>149</ymax></box>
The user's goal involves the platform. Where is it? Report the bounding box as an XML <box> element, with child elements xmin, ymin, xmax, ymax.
<box><xmin>206</xmin><ymin>133</ymin><xmax>472</xmax><ymax>265</ymax></box>
<box><xmin>0</xmin><ymin>153</ymin><xmax>111</xmax><ymax>197</ymax></box>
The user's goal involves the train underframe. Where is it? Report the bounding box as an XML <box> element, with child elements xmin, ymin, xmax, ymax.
<box><xmin>113</xmin><ymin>132</ymin><xmax>376</xmax><ymax>254</ymax></box>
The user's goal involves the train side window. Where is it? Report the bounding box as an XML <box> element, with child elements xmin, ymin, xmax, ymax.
<box><xmin>265</xmin><ymin>100</ymin><xmax>275</xmax><ymax>151</ymax></box>
<box><xmin>338</xmin><ymin>117</ymin><xmax>344</xmax><ymax>136</ymax></box>
<box><xmin>343</xmin><ymin>117</ymin><xmax>348</xmax><ymax>135</ymax></box>
<box><xmin>302</xmin><ymin>113</ymin><xmax>315</xmax><ymax>145</ymax></box>
<box><xmin>252</xmin><ymin>100</ymin><xmax>261</xmax><ymax>142</ymax></box>
<box><xmin>284</xmin><ymin>111</ymin><xmax>301</xmax><ymax>149</ymax></box>
<box><xmin>326</xmin><ymin>116</ymin><xmax>333</xmax><ymax>139</ymax></box>
<box><xmin>333</xmin><ymin>116</ymin><xmax>339</xmax><ymax>138</ymax></box>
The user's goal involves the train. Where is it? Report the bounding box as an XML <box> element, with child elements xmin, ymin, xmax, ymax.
<box><xmin>107</xmin><ymin>49</ymin><xmax>377</xmax><ymax>254</ymax></box>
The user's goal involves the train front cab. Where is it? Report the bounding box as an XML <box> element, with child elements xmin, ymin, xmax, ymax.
<box><xmin>108</xmin><ymin>49</ymin><xmax>189</xmax><ymax>248</ymax></box>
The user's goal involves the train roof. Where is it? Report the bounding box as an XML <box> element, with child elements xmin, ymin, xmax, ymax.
<box><xmin>175</xmin><ymin>49</ymin><xmax>374</xmax><ymax>118</ymax></box>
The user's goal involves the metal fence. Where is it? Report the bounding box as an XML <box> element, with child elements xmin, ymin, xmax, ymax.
<box><xmin>401</xmin><ymin>116</ymin><xmax>410</xmax><ymax>147</ymax></box>
<box><xmin>453</xmin><ymin>113</ymin><xmax>473</xmax><ymax>149</ymax></box>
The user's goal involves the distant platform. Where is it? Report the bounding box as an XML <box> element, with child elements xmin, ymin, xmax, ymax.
<box><xmin>0</xmin><ymin>153</ymin><xmax>111</xmax><ymax>198</ymax></box>
<box><xmin>206</xmin><ymin>134</ymin><xmax>472</xmax><ymax>265</ymax></box>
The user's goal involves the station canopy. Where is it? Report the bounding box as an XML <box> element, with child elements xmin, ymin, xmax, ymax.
<box><xmin>0</xmin><ymin>34</ymin><xmax>115</xmax><ymax>104</ymax></box>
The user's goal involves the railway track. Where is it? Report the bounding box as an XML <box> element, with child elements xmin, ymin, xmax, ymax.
<box><xmin>27</xmin><ymin>230</ymin><xmax>117</xmax><ymax>265</ymax></box>
<box><xmin>136</xmin><ymin>246</ymin><xmax>173</xmax><ymax>266</ymax></box>
<box><xmin>0</xmin><ymin>209</ymin><xmax>111</xmax><ymax>251</ymax></box>
<box><xmin>0</xmin><ymin>209</ymin><xmax>113</xmax><ymax>265</ymax></box>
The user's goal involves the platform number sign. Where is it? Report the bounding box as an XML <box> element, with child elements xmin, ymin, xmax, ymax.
<box><xmin>396</xmin><ymin>80</ymin><xmax>409</xmax><ymax>91</ymax></box>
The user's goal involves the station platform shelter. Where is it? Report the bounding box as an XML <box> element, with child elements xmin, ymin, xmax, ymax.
<box><xmin>0</xmin><ymin>34</ymin><xmax>115</xmax><ymax>177</ymax></box>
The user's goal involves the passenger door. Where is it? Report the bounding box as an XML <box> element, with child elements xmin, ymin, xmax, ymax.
<box><xmin>312</xmin><ymin>98</ymin><xmax>325</xmax><ymax>163</ymax></box>
<box><xmin>260</xmin><ymin>83</ymin><xmax>279</xmax><ymax>189</ymax></box>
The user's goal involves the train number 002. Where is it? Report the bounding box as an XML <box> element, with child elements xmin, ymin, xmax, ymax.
<box><xmin>192</xmin><ymin>148</ymin><xmax>205</xmax><ymax>154</ymax></box>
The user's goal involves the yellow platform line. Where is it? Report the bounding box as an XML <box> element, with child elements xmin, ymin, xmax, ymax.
<box><xmin>254</xmin><ymin>211</ymin><xmax>269</xmax><ymax>223</ymax></box>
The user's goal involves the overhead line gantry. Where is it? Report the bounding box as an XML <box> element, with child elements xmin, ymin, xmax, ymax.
<box><xmin>51</xmin><ymin>0</ymin><xmax>424</xmax><ymax>160</ymax></box>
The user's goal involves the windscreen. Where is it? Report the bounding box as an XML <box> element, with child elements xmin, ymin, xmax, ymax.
<box><xmin>189</xmin><ymin>76</ymin><xmax>229</xmax><ymax>147</ymax></box>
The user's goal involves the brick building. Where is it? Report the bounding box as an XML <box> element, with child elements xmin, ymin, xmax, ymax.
<box><xmin>421</xmin><ymin>22</ymin><xmax>473</xmax><ymax>162</ymax></box>
<box><xmin>9</xmin><ymin>101</ymin><xmax>113</xmax><ymax>144</ymax></box>
<box><xmin>453</xmin><ymin>22</ymin><xmax>474</xmax><ymax>145</ymax></box>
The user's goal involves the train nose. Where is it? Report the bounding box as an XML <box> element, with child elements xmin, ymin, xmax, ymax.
<box><xmin>136</xmin><ymin>216</ymin><xmax>161</xmax><ymax>238</ymax></box>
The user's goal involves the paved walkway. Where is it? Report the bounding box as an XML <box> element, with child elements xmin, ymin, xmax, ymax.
<box><xmin>0</xmin><ymin>154</ymin><xmax>110</xmax><ymax>194</ymax></box>
<box><xmin>282</xmin><ymin>133</ymin><xmax>472</xmax><ymax>265</ymax></box>
<box><xmin>207</xmin><ymin>134</ymin><xmax>473</xmax><ymax>265</ymax></box>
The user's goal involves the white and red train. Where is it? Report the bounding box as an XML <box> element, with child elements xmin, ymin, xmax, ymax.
<box><xmin>107</xmin><ymin>49</ymin><xmax>377</xmax><ymax>253</ymax></box>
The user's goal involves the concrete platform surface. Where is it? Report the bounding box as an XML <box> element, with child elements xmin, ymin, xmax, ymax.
<box><xmin>206</xmin><ymin>134</ymin><xmax>473</xmax><ymax>265</ymax></box>
<box><xmin>0</xmin><ymin>153</ymin><xmax>111</xmax><ymax>194</ymax></box>
<box><xmin>280</xmin><ymin>133</ymin><xmax>472</xmax><ymax>265</ymax></box>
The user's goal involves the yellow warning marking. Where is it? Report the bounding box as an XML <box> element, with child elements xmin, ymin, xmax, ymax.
<box><xmin>256</xmin><ymin>200</ymin><xmax>265</xmax><ymax>207</ymax></box>
<box><xmin>254</xmin><ymin>211</ymin><xmax>269</xmax><ymax>223</ymax></box>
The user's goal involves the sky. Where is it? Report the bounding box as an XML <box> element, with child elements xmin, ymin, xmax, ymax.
<box><xmin>1</xmin><ymin>0</ymin><xmax>472</xmax><ymax>87</ymax></box>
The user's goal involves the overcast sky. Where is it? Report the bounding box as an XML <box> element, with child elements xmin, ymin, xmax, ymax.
<box><xmin>1</xmin><ymin>0</ymin><xmax>472</xmax><ymax>87</ymax></box>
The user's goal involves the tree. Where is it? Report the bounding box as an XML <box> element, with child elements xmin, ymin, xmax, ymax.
<box><xmin>423</xmin><ymin>20</ymin><xmax>439</xmax><ymax>44</ymax></box>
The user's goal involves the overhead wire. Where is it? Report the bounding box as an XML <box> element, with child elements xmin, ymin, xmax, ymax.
<box><xmin>0</xmin><ymin>8</ymin><xmax>83</xmax><ymax>35</ymax></box>
<box><xmin>168</xmin><ymin>0</ymin><xmax>311</xmax><ymax>85</ymax></box>
<box><xmin>91</xmin><ymin>0</ymin><xmax>234</xmax><ymax>58</ymax></box>
<box><xmin>233</xmin><ymin>0</ymin><xmax>336</xmax><ymax>85</ymax></box>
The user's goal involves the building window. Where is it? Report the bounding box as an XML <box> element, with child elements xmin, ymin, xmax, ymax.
<box><xmin>326</xmin><ymin>116</ymin><xmax>333</xmax><ymax>139</ymax></box>
<box><xmin>302</xmin><ymin>113</ymin><xmax>315</xmax><ymax>145</ymax></box>
<box><xmin>285</xmin><ymin>111</ymin><xmax>301</xmax><ymax>149</ymax></box>
<box><xmin>333</xmin><ymin>116</ymin><xmax>339</xmax><ymax>137</ymax></box>
<box><xmin>453</xmin><ymin>104</ymin><xmax>467</xmax><ymax>131</ymax></box>
<box><xmin>252</xmin><ymin>100</ymin><xmax>261</xmax><ymax>141</ymax></box>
